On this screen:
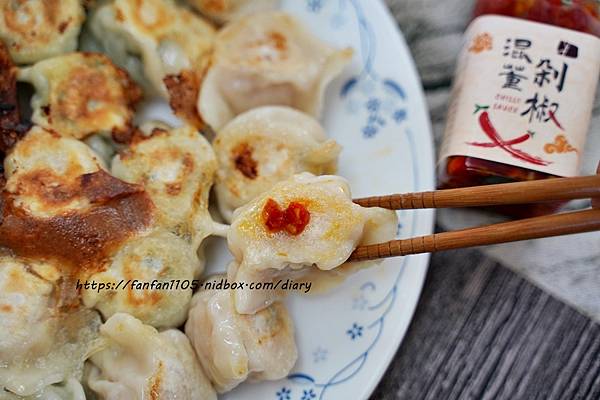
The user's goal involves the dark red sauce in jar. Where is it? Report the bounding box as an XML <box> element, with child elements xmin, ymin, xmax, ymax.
<box><xmin>439</xmin><ymin>0</ymin><xmax>600</xmax><ymax>217</ymax></box>
<box><xmin>262</xmin><ymin>198</ymin><xmax>310</xmax><ymax>235</ymax></box>
<box><xmin>474</xmin><ymin>0</ymin><xmax>600</xmax><ymax>36</ymax></box>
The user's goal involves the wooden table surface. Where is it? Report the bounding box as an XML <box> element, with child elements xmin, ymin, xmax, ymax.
<box><xmin>372</xmin><ymin>1</ymin><xmax>600</xmax><ymax>398</ymax></box>
<box><xmin>371</xmin><ymin>249</ymin><xmax>600</xmax><ymax>399</ymax></box>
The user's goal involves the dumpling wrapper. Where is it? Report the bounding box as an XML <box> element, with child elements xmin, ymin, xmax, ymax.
<box><xmin>111</xmin><ymin>122</ymin><xmax>226</xmax><ymax>248</ymax></box>
<box><xmin>227</xmin><ymin>173</ymin><xmax>398</xmax><ymax>314</ymax></box>
<box><xmin>213</xmin><ymin>106</ymin><xmax>340</xmax><ymax>222</ymax></box>
<box><xmin>0</xmin><ymin>126</ymin><xmax>157</xmax><ymax>283</ymax></box>
<box><xmin>0</xmin><ymin>0</ymin><xmax>84</xmax><ymax>64</ymax></box>
<box><xmin>198</xmin><ymin>11</ymin><xmax>353</xmax><ymax>130</ymax></box>
<box><xmin>18</xmin><ymin>52</ymin><xmax>142</xmax><ymax>141</ymax></box>
<box><xmin>81</xmin><ymin>229</ymin><xmax>198</xmax><ymax>329</ymax></box>
<box><xmin>0</xmin><ymin>257</ymin><xmax>101</xmax><ymax>397</ymax></box>
<box><xmin>2</xmin><ymin>125</ymin><xmax>195</xmax><ymax>329</ymax></box>
<box><xmin>3</xmin><ymin>126</ymin><xmax>106</xmax><ymax>218</ymax></box>
<box><xmin>186</xmin><ymin>0</ymin><xmax>279</xmax><ymax>24</ymax></box>
<box><xmin>83</xmin><ymin>123</ymin><xmax>224</xmax><ymax>329</ymax></box>
<box><xmin>87</xmin><ymin>0</ymin><xmax>215</xmax><ymax>126</ymax></box>
<box><xmin>185</xmin><ymin>276</ymin><xmax>297</xmax><ymax>393</ymax></box>
<box><xmin>86</xmin><ymin>313</ymin><xmax>216</xmax><ymax>400</ymax></box>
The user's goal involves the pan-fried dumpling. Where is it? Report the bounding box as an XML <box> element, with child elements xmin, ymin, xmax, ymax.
<box><xmin>0</xmin><ymin>125</ymin><xmax>158</xmax><ymax>299</ymax></box>
<box><xmin>0</xmin><ymin>0</ymin><xmax>85</xmax><ymax>64</ymax></box>
<box><xmin>81</xmin><ymin>229</ymin><xmax>198</xmax><ymax>329</ymax></box>
<box><xmin>213</xmin><ymin>106</ymin><xmax>341</xmax><ymax>222</ymax></box>
<box><xmin>198</xmin><ymin>11</ymin><xmax>353</xmax><ymax>130</ymax></box>
<box><xmin>227</xmin><ymin>173</ymin><xmax>398</xmax><ymax>314</ymax></box>
<box><xmin>184</xmin><ymin>276</ymin><xmax>297</xmax><ymax>393</ymax></box>
<box><xmin>18</xmin><ymin>53</ymin><xmax>142</xmax><ymax>141</ymax></box>
<box><xmin>86</xmin><ymin>313</ymin><xmax>216</xmax><ymax>400</ymax></box>
<box><xmin>0</xmin><ymin>257</ymin><xmax>101</xmax><ymax>397</ymax></box>
<box><xmin>111</xmin><ymin>122</ymin><xmax>224</xmax><ymax>248</ymax></box>
<box><xmin>186</xmin><ymin>0</ymin><xmax>279</xmax><ymax>24</ymax></box>
<box><xmin>3</xmin><ymin>126</ymin><xmax>105</xmax><ymax>218</ymax></box>
<box><xmin>88</xmin><ymin>0</ymin><xmax>215</xmax><ymax>126</ymax></box>
<box><xmin>78</xmin><ymin>123</ymin><xmax>223</xmax><ymax>329</ymax></box>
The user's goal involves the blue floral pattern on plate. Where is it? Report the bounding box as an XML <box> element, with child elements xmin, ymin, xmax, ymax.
<box><xmin>346</xmin><ymin>323</ymin><xmax>364</xmax><ymax>340</ymax></box>
<box><xmin>276</xmin><ymin>387</ymin><xmax>292</xmax><ymax>400</ymax></box>
<box><xmin>314</xmin><ymin>0</ymin><xmax>410</xmax><ymax>139</ymax></box>
<box><xmin>312</xmin><ymin>347</ymin><xmax>328</xmax><ymax>363</ymax></box>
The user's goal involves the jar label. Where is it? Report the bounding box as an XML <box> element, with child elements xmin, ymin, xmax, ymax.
<box><xmin>440</xmin><ymin>15</ymin><xmax>600</xmax><ymax>177</ymax></box>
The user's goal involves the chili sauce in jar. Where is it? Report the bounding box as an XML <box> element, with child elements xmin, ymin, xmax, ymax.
<box><xmin>439</xmin><ymin>0</ymin><xmax>600</xmax><ymax>217</ymax></box>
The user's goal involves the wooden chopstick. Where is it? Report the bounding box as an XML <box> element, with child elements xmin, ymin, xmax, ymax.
<box><xmin>347</xmin><ymin>208</ymin><xmax>600</xmax><ymax>262</ymax></box>
<box><xmin>349</xmin><ymin>173</ymin><xmax>600</xmax><ymax>261</ymax></box>
<box><xmin>353</xmin><ymin>175</ymin><xmax>600</xmax><ymax>210</ymax></box>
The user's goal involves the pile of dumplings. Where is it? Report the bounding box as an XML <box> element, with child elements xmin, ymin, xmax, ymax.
<box><xmin>0</xmin><ymin>1</ymin><xmax>398</xmax><ymax>399</ymax></box>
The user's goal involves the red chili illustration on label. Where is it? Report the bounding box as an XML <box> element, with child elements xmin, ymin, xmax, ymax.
<box><xmin>471</xmin><ymin>112</ymin><xmax>552</xmax><ymax>166</ymax></box>
<box><xmin>467</xmin><ymin>130</ymin><xmax>534</xmax><ymax>147</ymax></box>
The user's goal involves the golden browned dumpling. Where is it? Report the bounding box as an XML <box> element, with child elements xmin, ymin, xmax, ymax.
<box><xmin>18</xmin><ymin>53</ymin><xmax>142</xmax><ymax>141</ymax></box>
<box><xmin>186</xmin><ymin>0</ymin><xmax>279</xmax><ymax>24</ymax></box>
<box><xmin>88</xmin><ymin>0</ymin><xmax>215</xmax><ymax>126</ymax></box>
<box><xmin>1</xmin><ymin>123</ymin><xmax>209</xmax><ymax>331</ymax></box>
<box><xmin>3</xmin><ymin>125</ymin><xmax>106</xmax><ymax>218</ymax></box>
<box><xmin>84</xmin><ymin>123</ymin><xmax>225</xmax><ymax>328</ymax></box>
<box><xmin>0</xmin><ymin>125</ymin><xmax>156</xmax><ymax>280</ymax></box>
<box><xmin>0</xmin><ymin>0</ymin><xmax>85</xmax><ymax>64</ymax></box>
<box><xmin>111</xmin><ymin>122</ymin><xmax>225</xmax><ymax>249</ymax></box>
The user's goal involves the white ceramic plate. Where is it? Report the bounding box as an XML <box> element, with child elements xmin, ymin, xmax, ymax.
<box><xmin>144</xmin><ymin>0</ymin><xmax>435</xmax><ymax>399</ymax></box>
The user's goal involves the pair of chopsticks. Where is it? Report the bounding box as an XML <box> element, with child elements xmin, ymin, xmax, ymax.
<box><xmin>347</xmin><ymin>174</ymin><xmax>600</xmax><ymax>262</ymax></box>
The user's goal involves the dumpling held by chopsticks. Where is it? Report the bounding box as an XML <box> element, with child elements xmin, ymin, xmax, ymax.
<box><xmin>227</xmin><ymin>173</ymin><xmax>398</xmax><ymax>314</ymax></box>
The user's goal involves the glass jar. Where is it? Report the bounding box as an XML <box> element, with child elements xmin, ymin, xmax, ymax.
<box><xmin>474</xmin><ymin>0</ymin><xmax>600</xmax><ymax>36</ymax></box>
<box><xmin>439</xmin><ymin>0</ymin><xmax>600</xmax><ymax>217</ymax></box>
